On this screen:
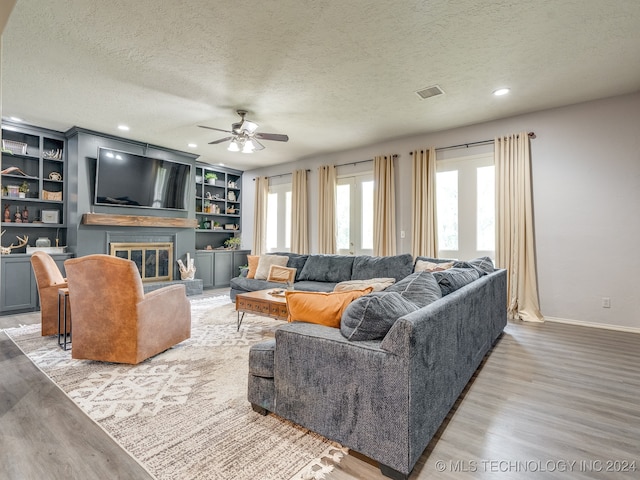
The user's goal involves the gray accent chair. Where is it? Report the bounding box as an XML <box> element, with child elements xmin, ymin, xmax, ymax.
<box><xmin>248</xmin><ymin>269</ymin><xmax>507</xmax><ymax>479</ymax></box>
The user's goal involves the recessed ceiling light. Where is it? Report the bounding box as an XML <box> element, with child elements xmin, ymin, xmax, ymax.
<box><xmin>493</xmin><ymin>88</ymin><xmax>510</xmax><ymax>96</ymax></box>
<box><xmin>188</xmin><ymin>143</ymin><xmax>197</xmax><ymax>148</ymax></box>
<box><xmin>9</xmin><ymin>116</ymin><xmax>23</xmax><ymax>122</ymax></box>
<box><xmin>117</xmin><ymin>125</ymin><xmax>130</xmax><ymax>131</ymax></box>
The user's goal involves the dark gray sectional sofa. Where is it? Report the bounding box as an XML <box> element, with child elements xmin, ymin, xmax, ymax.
<box><xmin>246</xmin><ymin>254</ymin><xmax>507</xmax><ymax>480</ymax></box>
<box><xmin>229</xmin><ymin>253</ymin><xmax>415</xmax><ymax>300</ymax></box>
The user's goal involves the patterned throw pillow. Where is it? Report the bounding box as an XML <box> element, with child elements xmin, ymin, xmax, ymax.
<box><xmin>333</xmin><ymin>277</ymin><xmax>396</xmax><ymax>292</ymax></box>
<box><xmin>267</xmin><ymin>265</ymin><xmax>296</xmax><ymax>284</ymax></box>
<box><xmin>414</xmin><ymin>260</ymin><xmax>455</xmax><ymax>272</ymax></box>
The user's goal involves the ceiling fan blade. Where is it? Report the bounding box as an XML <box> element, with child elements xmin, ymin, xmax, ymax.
<box><xmin>255</xmin><ymin>132</ymin><xmax>289</xmax><ymax>142</ymax></box>
<box><xmin>208</xmin><ymin>136</ymin><xmax>233</xmax><ymax>145</ymax></box>
<box><xmin>198</xmin><ymin>125</ymin><xmax>234</xmax><ymax>134</ymax></box>
<box><xmin>239</xmin><ymin>119</ymin><xmax>259</xmax><ymax>134</ymax></box>
<box><xmin>252</xmin><ymin>138</ymin><xmax>265</xmax><ymax>151</ymax></box>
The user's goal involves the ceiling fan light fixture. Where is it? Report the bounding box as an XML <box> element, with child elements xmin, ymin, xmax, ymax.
<box><xmin>227</xmin><ymin>139</ymin><xmax>240</xmax><ymax>152</ymax></box>
<box><xmin>242</xmin><ymin>139</ymin><xmax>255</xmax><ymax>153</ymax></box>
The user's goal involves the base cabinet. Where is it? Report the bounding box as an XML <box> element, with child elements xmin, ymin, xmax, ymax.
<box><xmin>195</xmin><ymin>249</ymin><xmax>249</xmax><ymax>289</ymax></box>
<box><xmin>0</xmin><ymin>254</ymin><xmax>73</xmax><ymax>314</ymax></box>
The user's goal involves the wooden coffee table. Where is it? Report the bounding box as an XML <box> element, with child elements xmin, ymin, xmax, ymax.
<box><xmin>235</xmin><ymin>289</ymin><xmax>289</xmax><ymax>330</ymax></box>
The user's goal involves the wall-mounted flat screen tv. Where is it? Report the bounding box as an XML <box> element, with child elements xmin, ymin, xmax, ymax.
<box><xmin>95</xmin><ymin>148</ymin><xmax>191</xmax><ymax>210</ymax></box>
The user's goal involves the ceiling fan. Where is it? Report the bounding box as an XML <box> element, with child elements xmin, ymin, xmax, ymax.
<box><xmin>198</xmin><ymin>110</ymin><xmax>289</xmax><ymax>153</ymax></box>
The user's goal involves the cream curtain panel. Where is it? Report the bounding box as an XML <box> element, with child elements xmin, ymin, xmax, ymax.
<box><xmin>411</xmin><ymin>147</ymin><xmax>438</xmax><ymax>258</ymax></box>
<box><xmin>495</xmin><ymin>132</ymin><xmax>544</xmax><ymax>322</ymax></box>
<box><xmin>317</xmin><ymin>165</ymin><xmax>337</xmax><ymax>254</ymax></box>
<box><xmin>252</xmin><ymin>176</ymin><xmax>269</xmax><ymax>255</ymax></box>
<box><xmin>291</xmin><ymin>169</ymin><xmax>309</xmax><ymax>254</ymax></box>
<box><xmin>373</xmin><ymin>155</ymin><xmax>396</xmax><ymax>256</ymax></box>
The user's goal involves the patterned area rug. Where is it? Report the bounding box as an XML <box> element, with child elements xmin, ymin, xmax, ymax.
<box><xmin>5</xmin><ymin>296</ymin><xmax>345</xmax><ymax>480</ymax></box>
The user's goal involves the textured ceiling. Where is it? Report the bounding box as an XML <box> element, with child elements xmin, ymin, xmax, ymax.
<box><xmin>3</xmin><ymin>0</ymin><xmax>640</xmax><ymax>170</ymax></box>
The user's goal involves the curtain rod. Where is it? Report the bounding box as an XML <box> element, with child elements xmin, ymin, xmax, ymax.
<box><xmin>252</xmin><ymin>169</ymin><xmax>311</xmax><ymax>181</ymax></box>
<box><xmin>410</xmin><ymin>132</ymin><xmax>536</xmax><ymax>154</ymax></box>
<box><xmin>335</xmin><ymin>154</ymin><xmax>398</xmax><ymax>168</ymax></box>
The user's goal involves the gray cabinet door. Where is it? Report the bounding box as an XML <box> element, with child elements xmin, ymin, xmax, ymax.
<box><xmin>1</xmin><ymin>256</ymin><xmax>37</xmax><ymax>312</ymax></box>
<box><xmin>214</xmin><ymin>252</ymin><xmax>233</xmax><ymax>287</ymax></box>
<box><xmin>194</xmin><ymin>251</ymin><xmax>214</xmax><ymax>288</ymax></box>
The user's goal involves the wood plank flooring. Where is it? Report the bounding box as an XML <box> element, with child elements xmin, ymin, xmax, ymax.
<box><xmin>1</xmin><ymin>304</ymin><xmax>639</xmax><ymax>479</ymax></box>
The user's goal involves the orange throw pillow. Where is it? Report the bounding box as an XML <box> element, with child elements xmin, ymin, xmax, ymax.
<box><xmin>285</xmin><ymin>288</ymin><xmax>373</xmax><ymax>328</ymax></box>
<box><xmin>246</xmin><ymin>255</ymin><xmax>260</xmax><ymax>279</ymax></box>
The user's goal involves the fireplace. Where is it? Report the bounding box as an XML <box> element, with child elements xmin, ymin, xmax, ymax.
<box><xmin>109</xmin><ymin>242</ymin><xmax>174</xmax><ymax>282</ymax></box>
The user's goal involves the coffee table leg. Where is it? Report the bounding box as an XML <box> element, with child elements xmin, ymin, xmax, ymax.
<box><xmin>237</xmin><ymin>311</ymin><xmax>245</xmax><ymax>331</ymax></box>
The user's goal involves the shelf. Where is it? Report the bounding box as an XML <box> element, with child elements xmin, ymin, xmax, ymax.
<box><xmin>196</xmin><ymin>229</ymin><xmax>241</xmax><ymax>233</ymax></box>
<box><xmin>1</xmin><ymin>222</ymin><xmax>66</xmax><ymax>228</ymax></box>
<box><xmin>1</xmin><ymin>197</ymin><xmax>63</xmax><ymax>204</ymax></box>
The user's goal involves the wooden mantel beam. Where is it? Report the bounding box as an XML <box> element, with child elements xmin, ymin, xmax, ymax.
<box><xmin>81</xmin><ymin>213</ymin><xmax>198</xmax><ymax>228</ymax></box>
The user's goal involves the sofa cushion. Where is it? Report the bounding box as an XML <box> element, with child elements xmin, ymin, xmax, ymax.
<box><xmin>230</xmin><ymin>276</ymin><xmax>284</xmax><ymax>293</ymax></box>
<box><xmin>385</xmin><ymin>271</ymin><xmax>442</xmax><ymax>308</ymax></box>
<box><xmin>291</xmin><ymin>281</ymin><xmax>336</xmax><ymax>293</ymax></box>
<box><xmin>273</xmin><ymin>252</ymin><xmax>309</xmax><ymax>281</ymax></box>
<box><xmin>413</xmin><ymin>256</ymin><xmax>457</xmax><ymax>271</ymax></box>
<box><xmin>351</xmin><ymin>254</ymin><xmax>414</xmax><ymax>282</ymax></box>
<box><xmin>334</xmin><ymin>277</ymin><xmax>396</xmax><ymax>292</ymax></box>
<box><xmin>298</xmin><ymin>255</ymin><xmax>355</xmax><ymax>283</ymax></box>
<box><xmin>255</xmin><ymin>255</ymin><xmax>289</xmax><ymax>280</ymax></box>
<box><xmin>286</xmin><ymin>288</ymin><xmax>373</xmax><ymax>328</ymax></box>
<box><xmin>248</xmin><ymin>339</ymin><xmax>276</xmax><ymax>378</ymax></box>
<box><xmin>267</xmin><ymin>265</ymin><xmax>296</xmax><ymax>284</ymax></box>
<box><xmin>432</xmin><ymin>267</ymin><xmax>480</xmax><ymax>296</ymax></box>
<box><xmin>341</xmin><ymin>292</ymin><xmax>419</xmax><ymax>341</ymax></box>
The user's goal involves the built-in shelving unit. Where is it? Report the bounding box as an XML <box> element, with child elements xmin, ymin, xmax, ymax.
<box><xmin>195</xmin><ymin>163</ymin><xmax>243</xmax><ymax>250</ymax></box>
<box><xmin>1</xmin><ymin>122</ymin><xmax>67</xmax><ymax>252</ymax></box>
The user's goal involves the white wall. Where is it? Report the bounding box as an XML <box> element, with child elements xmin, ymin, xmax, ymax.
<box><xmin>242</xmin><ymin>92</ymin><xmax>640</xmax><ymax>331</ymax></box>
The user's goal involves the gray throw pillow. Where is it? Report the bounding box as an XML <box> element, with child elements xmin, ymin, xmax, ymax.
<box><xmin>459</xmin><ymin>256</ymin><xmax>495</xmax><ymax>276</ymax></box>
<box><xmin>432</xmin><ymin>267</ymin><xmax>480</xmax><ymax>296</ymax></box>
<box><xmin>341</xmin><ymin>292</ymin><xmax>419</xmax><ymax>341</ymax></box>
<box><xmin>385</xmin><ymin>271</ymin><xmax>442</xmax><ymax>308</ymax></box>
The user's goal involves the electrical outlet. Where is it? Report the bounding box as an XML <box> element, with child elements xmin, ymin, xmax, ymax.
<box><xmin>400</xmin><ymin>230</ymin><xmax>405</xmax><ymax>239</ymax></box>
<box><xmin>602</xmin><ymin>297</ymin><xmax>611</xmax><ymax>308</ymax></box>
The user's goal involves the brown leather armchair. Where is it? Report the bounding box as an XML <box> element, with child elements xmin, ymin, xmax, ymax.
<box><xmin>30</xmin><ymin>251</ymin><xmax>68</xmax><ymax>336</ymax></box>
<box><xmin>64</xmin><ymin>254</ymin><xmax>191</xmax><ymax>364</ymax></box>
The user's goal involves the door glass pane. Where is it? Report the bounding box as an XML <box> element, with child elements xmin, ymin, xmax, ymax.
<box><xmin>436</xmin><ymin>171</ymin><xmax>458</xmax><ymax>250</ymax></box>
<box><xmin>336</xmin><ymin>184</ymin><xmax>350</xmax><ymax>250</ymax></box>
<box><xmin>477</xmin><ymin>166</ymin><xmax>495</xmax><ymax>251</ymax></box>
<box><xmin>361</xmin><ymin>180</ymin><xmax>373</xmax><ymax>250</ymax></box>
<box><xmin>266</xmin><ymin>192</ymin><xmax>277</xmax><ymax>250</ymax></box>
<box><xmin>285</xmin><ymin>191</ymin><xmax>292</xmax><ymax>249</ymax></box>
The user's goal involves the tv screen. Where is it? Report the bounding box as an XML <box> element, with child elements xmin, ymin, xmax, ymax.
<box><xmin>95</xmin><ymin>148</ymin><xmax>191</xmax><ymax>210</ymax></box>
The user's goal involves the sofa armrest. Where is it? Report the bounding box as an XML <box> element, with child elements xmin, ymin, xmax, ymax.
<box><xmin>273</xmin><ymin>322</ymin><xmax>410</xmax><ymax>472</ymax></box>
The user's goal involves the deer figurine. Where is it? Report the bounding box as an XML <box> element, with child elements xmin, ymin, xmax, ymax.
<box><xmin>0</xmin><ymin>231</ymin><xmax>29</xmax><ymax>254</ymax></box>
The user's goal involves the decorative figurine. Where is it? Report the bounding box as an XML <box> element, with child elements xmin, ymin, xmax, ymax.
<box><xmin>14</xmin><ymin>208</ymin><xmax>22</xmax><ymax>223</ymax></box>
<box><xmin>4</xmin><ymin>204</ymin><xmax>10</xmax><ymax>223</ymax></box>
<box><xmin>22</xmin><ymin>206</ymin><xmax>29</xmax><ymax>223</ymax></box>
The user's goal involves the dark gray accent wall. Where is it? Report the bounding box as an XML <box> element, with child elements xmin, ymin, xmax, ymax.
<box><xmin>65</xmin><ymin>127</ymin><xmax>198</xmax><ymax>280</ymax></box>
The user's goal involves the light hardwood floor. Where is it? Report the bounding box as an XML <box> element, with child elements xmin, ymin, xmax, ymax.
<box><xmin>1</xmin><ymin>299</ymin><xmax>639</xmax><ymax>479</ymax></box>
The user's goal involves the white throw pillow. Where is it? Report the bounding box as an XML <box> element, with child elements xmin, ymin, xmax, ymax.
<box><xmin>254</xmin><ymin>255</ymin><xmax>289</xmax><ymax>280</ymax></box>
<box><xmin>333</xmin><ymin>277</ymin><xmax>396</xmax><ymax>292</ymax></box>
<box><xmin>414</xmin><ymin>260</ymin><xmax>454</xmax><ymax>273</ymax></box>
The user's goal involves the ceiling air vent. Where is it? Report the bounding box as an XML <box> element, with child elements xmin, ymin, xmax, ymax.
<box><xmin>415</xmin><ymin>85</ymin><xmax>445</xmax><ymax>100</ymax></box>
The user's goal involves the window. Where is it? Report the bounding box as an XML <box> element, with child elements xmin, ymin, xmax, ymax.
<box><xmin>265</xmin><ymin>183</ymin><xmax>291</xmax><ymax>252</ymax></box>
<box><xmin>436</xmin><ymin>153</ymin><xmax>494</xmax><ymax>260</ymax></box>
<box><xmin>336</xmin><ymin>173</ymin><xmax>373</xmax><ymax>255</ymax></box>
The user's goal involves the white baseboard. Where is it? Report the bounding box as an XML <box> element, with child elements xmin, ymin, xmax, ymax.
<box><xmin>544</xmin><ymin>316</ymin><xmax>640</xmax><ymax>334</ymax></box>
